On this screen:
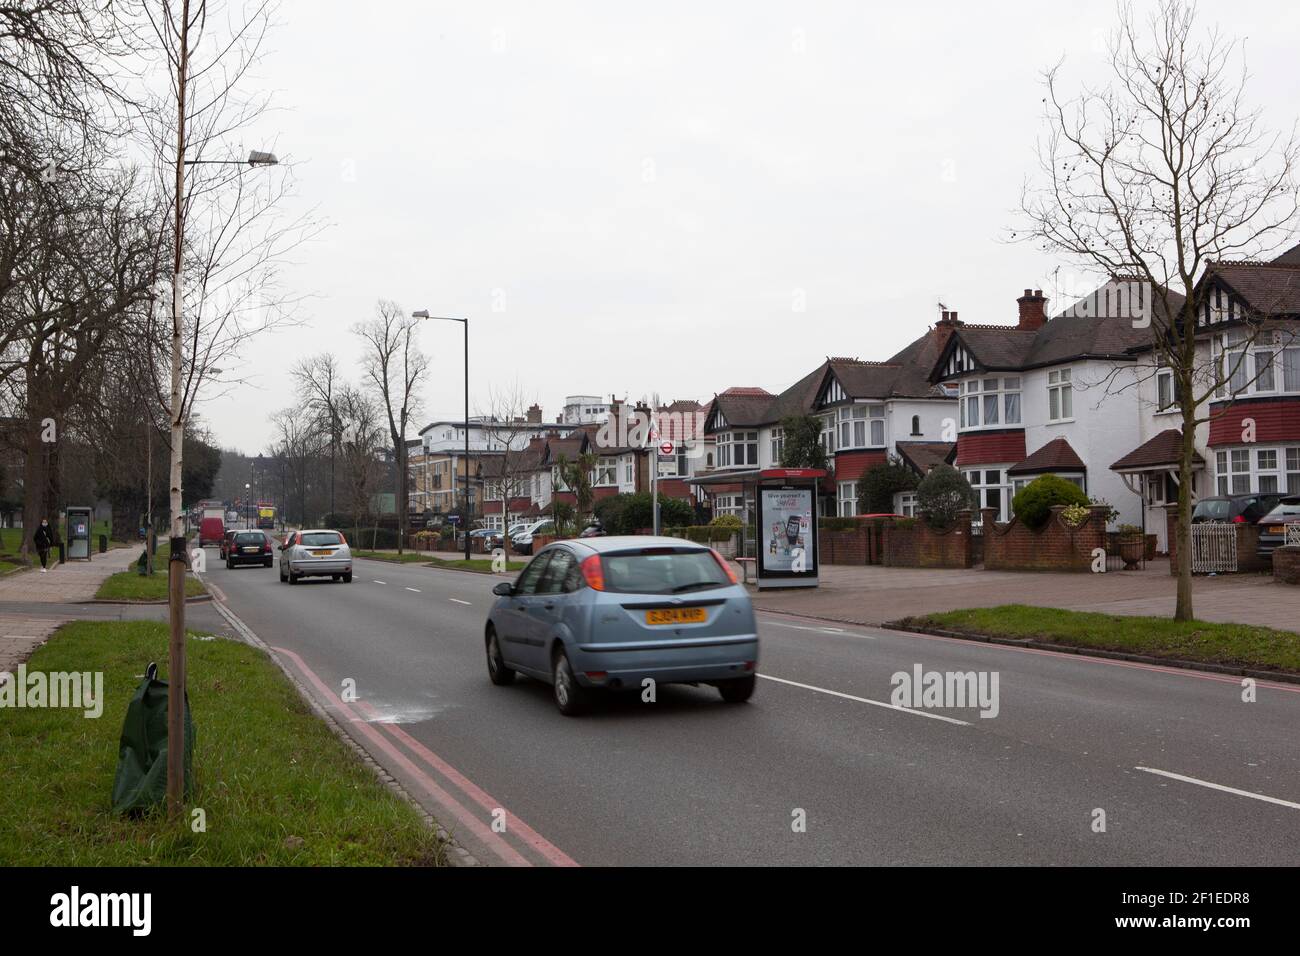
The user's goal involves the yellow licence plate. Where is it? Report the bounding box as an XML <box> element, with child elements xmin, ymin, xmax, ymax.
<box><xmin>1270</xmin><ymin>526</ymin><xmax>1285</xmax><ymax>534</ymax></box>
<box><xmin>645</xmin><ymin>608</ymin><xmax>707</xmax><ymax>626</ymax></box>
<box><xmin>310</xmin><ymin>549</ymin><xmax>335</xmax><ymax>557</ymax></box>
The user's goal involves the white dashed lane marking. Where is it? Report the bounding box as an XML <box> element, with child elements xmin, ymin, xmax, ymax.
<box><xmin>450</xmin><ymin>598</ymin><xmax>472</xmax><ymax>606</ymax></box>
<box><xmin>406</xmin><ymin>587</ymin><xmax>421</xmax><ymax>592</ymax></box>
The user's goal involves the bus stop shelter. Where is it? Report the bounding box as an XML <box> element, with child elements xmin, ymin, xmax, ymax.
<box><xmin>685</xmin><ymin>468</ymin><xmax>824</xmax><ymax>589</ymax></box>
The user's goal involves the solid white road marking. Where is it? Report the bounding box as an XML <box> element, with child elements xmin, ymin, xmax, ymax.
<box><xmin>450</xmin><ymin>598</ymin><xmax>471</xmax><ymax>606</ymax></box>
<box><xmin>1134</xmin><ymin>767</ymin><xmax>1300</xmax><ymax>811</ymax></box>
<box><xmin>758</xmin><ymin>674</ymin><xmax>970</xmax><ymax>725</ymax></box>
<box><xmin>406</xmin><ymin>587</ymin><xmax>421</xmax><ymax>592</ymax></box>
<box><xmin>765</xmin><ymin>620</ymin><xmax>872</xmax><ymax>639</ymax></box>
<box><xmin>373</xmin><ymin>580</ymin><xmax>386</xmax><ymax>585</ymax></box>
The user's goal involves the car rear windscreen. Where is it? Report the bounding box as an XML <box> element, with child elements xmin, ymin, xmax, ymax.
<box><xmin>235</xmin><ymin>532</ymin><xmax>264</xmax><ymax>544</ymax></box>
<box><xmin>300</xmin><ymin>532</ymin><xmax>343</xmax><ymax>546</ymax></box>
<box><xmin>1193</xmin><ymin>500</ymin><xmax>1230</xmax><ymax>520</ymax></box>
<box><xmin>600</xmin><ymin>549</ymin><xmax>730</xmax><ymax>594</ymax></box>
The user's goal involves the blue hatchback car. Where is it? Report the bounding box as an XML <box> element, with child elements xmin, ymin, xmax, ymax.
<box><xmin>485</xmin><ymin>536</ymin><xmax>759</xmax><ymax>715</ymax></box>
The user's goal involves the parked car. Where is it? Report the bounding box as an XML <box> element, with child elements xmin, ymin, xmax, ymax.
<box><xmin>218</xmin><ymin>529</ymin><xmax>237</xmax><ymax>560</ymax></box>
<box><xmin>510</xmin><ymin>519</ymin><xmax>555</xmax><ymax>555</ymax></box>
<box><xmin>227</xmin><ymin>530</ymin><xmax>274</xmax><ymax>569</ymax></box>
<box><xmin>278</xmin><ymin>529</ymin><xmax>353</xmax><ymax>584</ymax></box>
<box><xmin>484</xmin><ymin>536</ymin><xmax>758</xmax><ymax>715</ymax></box>
<box><xmin>578</xmin><ymin>523</ymin><xmax>606</xmax><ymax>538</ymax></box>
<box><xmin>1255</xmin><ymin>496</ymin><xmax>1300</xmax><ymax>557</ymax></box>
<box><xmin>1191</xmin><ymin>493</ymin><xmax>1283</xmax><ymax>525</ymax></box>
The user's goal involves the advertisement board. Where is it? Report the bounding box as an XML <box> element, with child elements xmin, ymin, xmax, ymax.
<box><xmin>757</xmin><ymin>486</ymin><xmax>817</xmax><ymax>583</ymax></box>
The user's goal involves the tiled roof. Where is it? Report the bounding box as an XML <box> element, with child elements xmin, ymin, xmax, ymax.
<box><xmin>1008</xmin><ymin>437</ymin><xmax>1087</xmax><ymax>475</ymax></box>
<box><xmin>1207</xmin><ymin>261</ymin><xmax>1300</xmax><ymax>316</ymax></box>
<box><xmin>896</xmin><ymin>441</ymin><xmax>955</xmax><ymax>474</ymax></box>
<box><xmin>1110</xmin><ymin>429</ymin><xmax>1204</xmax><ymax>471</ymax></box>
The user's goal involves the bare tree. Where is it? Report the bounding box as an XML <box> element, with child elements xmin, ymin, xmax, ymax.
<box><xmin>1019</xmin><ymin>0</ymin><xmax>1300</xmax><ymax>620</ymax></box>
<box><xmin>291</xmin><ymin>353</ymin><xmax>345</xmax><ymax>518</ymax></box>
<box><xmin>354</xmin><ymin>300</ymin><xmax>429</xmax><ymax>554</ymax></box>
<box><xmin>335</xmin><ymin>384</ymin><xmax>385</xmax><ymax>549</ymax></box>
<box><xmin>477</xmin><ymin>383</ymin><xmax>546</xmax><ymax>554</ymax></box>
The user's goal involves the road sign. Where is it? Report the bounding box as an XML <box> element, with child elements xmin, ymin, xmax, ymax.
<box><xmin>659</xmin><ymin>440</ymin><xmax>674</xmax><ymax>456</ymax></box>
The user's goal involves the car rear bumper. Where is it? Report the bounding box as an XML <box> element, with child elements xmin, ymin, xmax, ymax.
<box><xmin>569</xmin><ymin>635</ymin><xmax>758</xmax><ymax>687</ymax></box>
<box><xmin>289</xmin><ymin>559</ymin><xmax>352</xmax><ymax>575</ymax></box>
<box><xmin>230</xmin><ymin>552</ymin><xmax>272</xmax><ymax>564</ymax></box>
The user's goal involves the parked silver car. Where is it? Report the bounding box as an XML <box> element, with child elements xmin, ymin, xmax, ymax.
<box><xmin>484</xmin><ymin>536</ymin><xmax>758</xmax><ymax>715</ymax></box>
<box><xmin>279</xmin><ymin>529</ymin><xmax>353</xmax><ymax>584</ymax></box>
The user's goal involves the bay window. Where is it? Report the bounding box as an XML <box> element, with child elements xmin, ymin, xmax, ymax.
<box><xmin>960</xmin><ymin>378</ymin><xmax>1021</xmax><ymax>430</ymax></box>
<box><xmin>716</xmin><ymin>431</ymin><xmax>758</xmax><ymax>468</ymax></box>
<box><xmin>1215</xmin><ymin>446</ymin><xmax>1300</xmax><ymax>495</ymax></box>
<box><xmin>836</xmin><ymin>404</ymin><xmax>886</xmax><ymax>449</ymax></box>
<box><xmin>964</xmin><ymin>468</ymin><xmax>1010</xmax><ymax>521</ymax></box>
<box><xmin>1214</xmin><ymin>329</ymin><xmax>1300</xmax><ymax>398</ymax></box>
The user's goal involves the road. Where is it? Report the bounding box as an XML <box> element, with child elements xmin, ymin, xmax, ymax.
<box><xmin>200</xmin><ymin>551</ymin><xmax>1300</xmax><ymax>866</ymax></box>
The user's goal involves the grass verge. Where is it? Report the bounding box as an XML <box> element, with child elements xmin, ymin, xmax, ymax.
<box><xmin>424</xmin><ymin>555</ymin><xmax>526</xmax><ymax>573</ymax></box>
<box><xmin>352</xmin><ymin>550</ymin><xmax>434</xmax><ymax>564</ymax></box>
<box><xmin>903</xmin><ymin>604</ymin><xmax>1300</xmax><ymax>673</ymax></box>
<box><xmin>0</xmin><ymin>620</ymin><xmax>446</xmax><ymax>865</ymax></box>
<box><xmin>95</xmin><ymin>570</ymin><xmax>207</xmax><ymax>601</ymax></box>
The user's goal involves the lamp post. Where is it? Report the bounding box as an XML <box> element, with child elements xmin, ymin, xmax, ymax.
<box><xmin>412</xmin><ymin>310</ymin><xmax>470</xmax><ymax>561</ymax></box>
<box><xmin>166</xmin><ymin>142</ymin><xmax>279</xmax><ymax>820</ymax></box>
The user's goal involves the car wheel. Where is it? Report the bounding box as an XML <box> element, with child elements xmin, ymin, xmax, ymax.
<box><xmin>289</xmin><ymin>570</ymin><xmax>299</xmax><ymax>585</ymax></box>
<box><xmin>551</xmin><ymin>647</ymin><xmax>589</xmax><ymax>716</ymax></box>
<box><xmin>226</xmin><ymin>559</ymin><xmax>233</xmax><ymax>570</ymax></box>
<box><xmin>279</xmin><ymin>564</ymin><xmax>287</xmax><ymax>583</ymax></box>
<box><xmin>717</xmin><ymin>675</ymin><xmax>756</xmax><ymax>703</ymax></box>
<box><xmin>342</xmin><ymin>570</ymin><xmax>352</xmax><ymax>583</ymax></box>
<box><xmin>485</xmin><ymin>628</ymin><xmax>515</xmax><ymax>686</ymax></box>
<box><xmin>263</xmin><ymin>559</ymin><xmax>272</xmax><ymax>567</ymax></box>
<box><xmin>332</xmin><ymin>574</ymin><xmax>340</xmax><ymax>581</ymax></box>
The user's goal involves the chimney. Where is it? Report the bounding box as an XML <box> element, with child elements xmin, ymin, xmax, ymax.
<box><xmin>527</xmin><ymin>434</ymin><xmax>546</xmax><ymax>453</ymax></box>
<box><xmin>526</xmin><ymin>403</ymin><xmax>542</xmax><ymax>424</ymax></box>
<box><xmin>934</xmin><ymin>309</ymin><xmax>962</xmax><ymax>350</ymax></box>
<box><xmin>1017</xmin><ymin>288</ymin><xmax>1047</xmax><ymax>330</ymax></box>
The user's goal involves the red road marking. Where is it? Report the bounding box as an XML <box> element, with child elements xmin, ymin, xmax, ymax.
<box><xmin>759</xmin><ymin>610</ymin><xmax>1300</xmax><ymax>694</ymax></box>
<box><xmin>270</xmin><ymin>644</ymin><xmax>543</xmax><ymax>867</ymax></box>
<box><xmin>354</xmin><ymin>699</ymin><xmax>579</xmax><ymax>868</ymax></box>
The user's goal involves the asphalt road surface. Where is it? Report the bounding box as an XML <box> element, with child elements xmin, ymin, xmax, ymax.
<box><xmin>199</xmin><ymin>551</ymin><xmax>1300</xmax><ymax>866</ymax></box>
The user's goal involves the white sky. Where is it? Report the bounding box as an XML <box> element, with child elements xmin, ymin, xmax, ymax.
<box><xmin>201</xmin><ymin>0</ymin><xmax>1300</xmax><ymax>452</ymax></box>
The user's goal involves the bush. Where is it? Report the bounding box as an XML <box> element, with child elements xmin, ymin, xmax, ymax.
<box><xmin>857</xmin><ymin>456</ymin><xmax>918</xmax><ymax>514</ymax></box>
<box><xmin>594</xmin><ymin>493</ymin><xmax>695</xmax><ymax>534</ymax></box>
<box><xmin>1011</xmin><ymin>475</ymin><xmax>1091</xmax><ymax>530</ymax></box>
<box><xmin>333</xmin><ymin>527</ymin><xmax>399</xmax><ymax>549</ymax></box>
<box><xmin>819</xmin><ymin>517</ymin><xmax>859</xmax><ymax>531</ymax></box>
<box><xmin>665</xmin><ymin>525</ymin><xmax>740</xmax><ymax>543</ymax></box>
<box><xmin>709</xmin><ymin>513</ymin><xmax>743</xmax><ymax>529</ymax></box>
<box><xmin>915</xmin><ymin>464</ymin><xmax>977</xmax><ymax>530</ymax></box>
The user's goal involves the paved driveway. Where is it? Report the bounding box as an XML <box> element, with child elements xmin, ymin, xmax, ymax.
<box><xmin>748</xmin><ymin>560</ymin><xmax>1300</xmax><ymax>634</ymax></box>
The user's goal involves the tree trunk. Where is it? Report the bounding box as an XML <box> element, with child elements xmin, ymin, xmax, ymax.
<box><xmin>1175</xmin><ymin>400</ymin><xmax>1196</xmax><ymax>621</ymax></box>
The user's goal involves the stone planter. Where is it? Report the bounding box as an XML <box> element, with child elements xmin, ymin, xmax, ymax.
<box><xmin>1118</xmin><ymin>534</ymin><xmax>1145</xmax><ymax>569</ymax></box>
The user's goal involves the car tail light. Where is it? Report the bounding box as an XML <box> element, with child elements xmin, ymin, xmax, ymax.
<box><xmin>580</xmin><ymin>554</ymin><xmax>605</xmax><ymax>591</ymax></box>
<box><xmin>263</xmin><ymin>540</ymin><xmax>272</xmax><ymax>553</ymax></box>
<box><xmin>338</xmin><ymin>532</ymin><xmax>348</xmax><ymax>545</ymax></box>
<box><xmin>709</xmin><ymin>548</ymin><xmax>739</xmax><ymax>584</ymax></box>
<box><xmin>1233</xmin><ymin>515</ymin><xmax>1246</xmax><ymax>523</ymax></box>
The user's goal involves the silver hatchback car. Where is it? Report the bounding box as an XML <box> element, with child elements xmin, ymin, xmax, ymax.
<box><xmin>279</xmin><ymin>529</ymin><xmax>353</xmax><ymax>584</ymax></box>
<box><xmin>485</xmin><ymin>536</ymin><xmax>758</xmax><ymax>715</ymax></box>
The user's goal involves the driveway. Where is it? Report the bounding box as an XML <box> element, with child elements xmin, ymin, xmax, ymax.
<box><xmin>747</xmin><ymin>560</ymin><xmax>1299</xmax><ymax>634</ymax></box>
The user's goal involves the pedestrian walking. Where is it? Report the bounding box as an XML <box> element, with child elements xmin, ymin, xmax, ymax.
<box><xmin>34</xmin><ymin>518</ymin><xmax>54</xmax><ymax>572</ymax></box>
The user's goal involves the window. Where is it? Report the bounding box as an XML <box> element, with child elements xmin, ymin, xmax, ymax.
<box><xmin>899</xmin><ymin>492</ymin><xmax>917</xmax><ymax>517</ymax></box>
<box><xmin>820</xmin><ymin>417</ymin><xmax>836</xmax><ymax>454</ymax></box>
<box><xmin>960</xmin><ymin>378</ymin><xmax>1022</xmax><ymax>429</ymax></box>
<box><xmin>715</xmin><ymin>494</ymin><xmax>745</xmax><ymax>518</ymax></box>
<box><xmin>770</xmin><ymin>427</ymin><xmax>784</xmax><ymax>464</ymax></box>
<box><xmin>1214</xmin><ymin>446</ymin><xmax>1300</xmax><ymax>495</ymax></box>
<box><xmin>623</xmin><ymin>457</ymin><xmax>634</xmax><ymax>485</ymax></box>
<box><xmin>1156</xmin><ymin>367</ymin><xmax>1181</xmax><ymax>411</ymax></box>
<box><xmin>717</xmin><ymin>431</ymin><xmax>758</xmax><ymax>468</ymax></box>
<box><xmin>1047</xmin><ymin>369</ymin><xmax>1073</xmax><ymax>421</ymax></box>
<box><xmin>1214</xmin><ymin>331</ymin><xmax>1300</xmax><ymax>399</ymax></box>
<box><xmin>911</xmin><ymin>415</ymin><xmax>921</xmax><ymax>436</ymax></box>
<box><xmin>594</xmin><ymin>456</ymin><xmax>617</xmax><ymax>486</ymax></box>
<box><xmin>964</xmin><ymin>468</ymin><xmax>1009</xmax><ymax>521</ymax></box>
<box><xmin>837</xmin><ymin>481</ymin><xmax>858</xmax><ymax>517</ymax></box>
<box><xmin>836</xmin><ymin>404</ymin><xmax>885</xmax><ymax>448</ymax></box>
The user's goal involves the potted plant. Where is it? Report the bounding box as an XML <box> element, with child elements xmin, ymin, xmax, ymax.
<box><xmin>1116</xmin><ymin>523</ymin><xmax>1144</xmax><ymax>569</ymax></box>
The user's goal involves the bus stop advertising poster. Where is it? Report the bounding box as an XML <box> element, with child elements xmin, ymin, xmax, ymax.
<box><xmin>757</xmin><ymin>487</ymin><xmax>816</xmax><ymax>580</ymax></box>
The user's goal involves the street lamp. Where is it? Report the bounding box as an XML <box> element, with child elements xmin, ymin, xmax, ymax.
<box><xmin>183</xmin><ymin>149</ymin><xmax>279</xmax><ymax>167</ymax></box>
<box><xmin>412</xmin><ymin>310</ymin><xmax>471</xmax><ymax>561</ymax></box>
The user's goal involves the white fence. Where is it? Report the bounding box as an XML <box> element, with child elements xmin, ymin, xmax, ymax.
<box><xmin>1190</xmin><ymin>523</ymin><xmax>1237</xmax><ymax>573</ymax></box>
<box><xmin>1287</xmin><ymin>524</ymin><xmax>1300</xmax><ymax>549</ymax></box>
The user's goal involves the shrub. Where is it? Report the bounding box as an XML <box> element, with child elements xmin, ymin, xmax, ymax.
<box><xmin>594</xmin><ymin>493</ymin><xmax>695</xmax><ymax>534</ymax></box>
<box><xmin>1011</xmin><ymin>475</ymin><xmax>1091</xmax><ymax>530</ymax></box>
<box><xmin>819</xmin><ymin>517</ymin><xmax>859</xmax><ymax>531</ymax></box>
<box><xmin>915</xmin><ymin>464</ymin><xmax>977</xmax><ymax>530</ymax></box>
<box><xmin>778</xmin><ymin>415</ymin><xmax>829</xmax><ymax>470</ymax></box>
<box><xmin>1061</xmin><ymin>503</ymin><xmax>1090</xmax><ymax>528</ymax></box>
<box><xmin>709</xmin><ymin>513</ymin><xmax>743</xmax><ymax>529</ymax></box>
<box><xmin>857</xmin><ymin>456</ymin><xmax>919</xmax><ymax>514</ymax></box>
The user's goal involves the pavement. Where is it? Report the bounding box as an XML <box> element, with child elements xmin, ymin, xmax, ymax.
<box><xmin>747</xmin><ymin>560</ymin><xmax>1300</xmax><ymax>634</ymax></box>
<box><xmin>198</xmin><ymin>551</ymin><xmax>1300</xmax><ymax>866</ymax></box>
<box><xmin>0</xmin><ymin>547</ymin><xmax>230</xmax><ymax>676</ymax></box>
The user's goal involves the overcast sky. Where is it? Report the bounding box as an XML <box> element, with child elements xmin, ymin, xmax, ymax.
<box><xmin>200</xmin><ymin>0</ymin><xmax>1300</xmax><ymax>453</ymax></box>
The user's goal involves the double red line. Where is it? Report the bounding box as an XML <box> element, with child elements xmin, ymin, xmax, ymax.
<box><xmin>272</xmin><ymin>644</ymin><xmax>579</xmax><ymax>867</ymax></box>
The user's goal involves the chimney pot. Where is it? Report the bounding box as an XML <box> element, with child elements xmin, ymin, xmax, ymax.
<box><xmin>1017</xmin><ymin>288</ymin><xmax>1048</xmax><ymax>331</ymax></box>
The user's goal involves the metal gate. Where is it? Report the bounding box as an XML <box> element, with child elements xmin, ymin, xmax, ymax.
<box><xmin>1287</xmin><ymin>524</ymin><xmax>1300</xmax><ymax>548</ymax></box>
<box><xmin>1191</xmin><ymin>524</ymin><xmax>1237</xmax><ymax>573</ymax></box>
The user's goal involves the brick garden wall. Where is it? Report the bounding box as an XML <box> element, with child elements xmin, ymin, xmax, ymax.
<box><xmin>981</xmin><ymin>504</ymin><xmax>1110</xmax><ymax>572</ymax></box>
<box><xmin>1274</xmin><ymin>547</ymin><xmax>1300</xmax><ymax>584</ymax></box>
<box><xmin>881</xmin><ymin>511</ymin><xmax>975</xmax><ymax>568</ymax></box>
